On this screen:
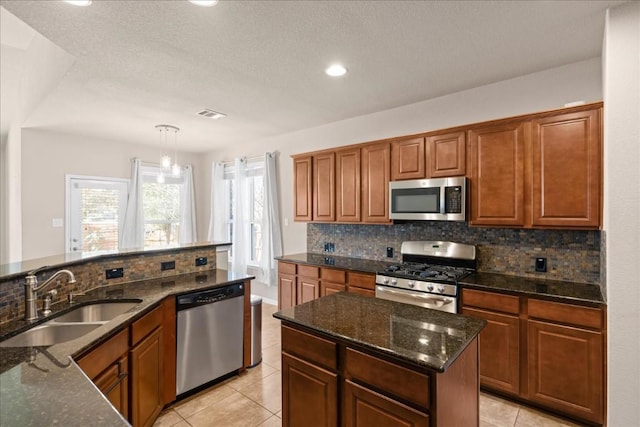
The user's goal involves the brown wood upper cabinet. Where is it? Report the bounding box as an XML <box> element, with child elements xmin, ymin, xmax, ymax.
<box><xmin>313</xmin><ymin>152</ymin><xmax>336</xmax><ymax>221</ymax></box>
<box><xmin>336</xmin><ymin>148</ymin><xmax>361</xmax><ymax>222</ymax></box>
<box><xmin>426</xmin><ymin>131</ymin><xmax>466</xmax><ymax>178</ymax></box>
<box><xmin>531</xmin><ymin>109</ymin><xmax>601</xmax><ymax>228</ymax></box>
<box><xmin>293</xmin><ymin>156</ymin><xmax>312</xmax><ymax>221</ymax></box>
<box><xmin>391</xmin><ymin>137</ymin><xmax>425</xmax><ymax>180</ymax></box>
<box><xmin>468</xmin><ymin>122</ymin><xmax>528</xmax><ymax>226</ymax></box>
<box><xmin>361</xmin><ymin>142</ymin><xmax>391</xmax><ymax>223</ymax></box>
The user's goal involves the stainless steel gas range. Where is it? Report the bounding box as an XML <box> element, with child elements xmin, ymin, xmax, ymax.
<box><xmin>375</xmin><ymin>241</ymin><xmax>476</xmax><ymax>313</ymax></box>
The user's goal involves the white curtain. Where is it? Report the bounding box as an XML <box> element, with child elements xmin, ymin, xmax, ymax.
<box><xmin>120</xmin><ymin>158</ymin><xmax>144</xmax><ymax>249</ymax></box>
<box><xmin>179</xmin><ymin>164</ymin><xmax>197</xmax><ymax>244</ymax></box>
<box><xmin>232</xmin><ymin>158</ymin><xmax>249</xmax><ymax>276</ymax></box>
<box><xmin>207</xmin><ymin>161</ymin><xmax>227</xmax><ymax>242</ymax></box>
<box><xmin>258</xmin><ymin>152</ymin><xmax>283</xmax><ymax>286</ymax></box>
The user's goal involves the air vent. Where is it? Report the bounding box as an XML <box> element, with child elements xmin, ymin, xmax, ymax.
<box><xmin>196</xmin><ymin>109</ymin><xmax>227</xmax><ymax>120</ymax></box>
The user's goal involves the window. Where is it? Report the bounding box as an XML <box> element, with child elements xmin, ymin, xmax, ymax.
<box><xmin>140</xmin><ymin>166</ymin><xmax>182</xmax><ymax>248</ymax></box>
<box><xmin>223</xmin><ymin>159</ymin><xmax>264</xmax><ymax>266</ymax></box>
<box><xmin>66</xmin><ymin>176</ymin><xmax>128</xmax><ymax>253</ymax></box>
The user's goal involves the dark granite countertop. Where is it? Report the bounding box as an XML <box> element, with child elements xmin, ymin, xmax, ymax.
<box><xmin>461</xmin><ymin>272</ymin><xmax>605</xmax><ymax>306</ymax></box>
<box><xmin>276</xmin><ymin>253</ymin><xmax>395</xmax><ymax>274</ymax></box>
<box><xmin>0</xmin><ymin>269</ymin><xmax>253</xmax><ymax>427</ymax></box>
<box><xmin>277</xmin><ymin>252</ymin><xmax>605</xmax><ymax>306</ymax></box>
<box><xmin>274</xmin><ymin>292</ymin><xmax>486</xmax><ymax>373</ymax></box>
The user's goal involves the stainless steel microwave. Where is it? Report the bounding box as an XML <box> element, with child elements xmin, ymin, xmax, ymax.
<box><xmin>389</xmin><ymin>177</ymin><xmax>467</xmax><ymax>221</ymax></box>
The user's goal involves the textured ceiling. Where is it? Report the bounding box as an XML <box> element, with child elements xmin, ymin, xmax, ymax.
<box><xmin>0</xmin><ymin>0</ymin><xmax>627</xmax><ymax>152</ymax></box>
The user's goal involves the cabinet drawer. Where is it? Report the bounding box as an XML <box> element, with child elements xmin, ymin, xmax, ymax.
<box><xmin>131</xmin><ymin>305</ymin><xmax>163</xmax><ymax>345</ymax></box>
<box><xmin>346</xmin><ymin>347</ymin><xmax>430</xmax><ymax>409</ymax></box>
<box><xmin>282</xmin><ymin>325</ymin><xmax>337</xmax><ymax>370</ymax></box>
<box><xmin>77</xmin><ymin>328</ymin><xmax>129</xmax><ymax>379</ymax></box>
<box><xmin>321</xmin><ymin>268</ymin><xmax>346</xmax><ymax>284</ymax></box>
<box><xmin>347</xmin><ymin>272</ymin><xmax>375</xmax><ymax>290</ymax></box>
<box><xmin>462</xmin><ymin>289</ymin><xmax>520</xmax><ymax>315</ymax></box>
<box><xmin>279</xmin><ymin>262</ymin><xmax>296</xmax><ymax>275</ymax></box>
<box><xmin>298</xmin><ymin>265</ymin><xmax>319</xmax><ymax>278</ymax></box>
<box><xmin>528</xmin><ymin>299</ymin><xmax>603</xmax><ymax>330</ymax></box>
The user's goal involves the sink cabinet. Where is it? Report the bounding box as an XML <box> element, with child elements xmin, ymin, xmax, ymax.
<box><xmin>76</xmin><ymin>298</ymin><xmax>176</xmax><ymax>427</ymax></box>
<box><xmin>77</xmin><ymin>328</ymin><xmax>130</xmax><ymax>419</ymax></box>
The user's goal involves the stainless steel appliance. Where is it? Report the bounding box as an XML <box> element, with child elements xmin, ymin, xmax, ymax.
<box><xmin>375</xmin><ymin>241</ymin><xmax>476</xmax><ymax>313</ymax></box>
<box><xmin>389</xmin><ymin>177</ymin><xmax>467</xmax><ymax>221</ymax></box>
<box><xmin>176</xmin><ymin>282</ymin><xmax>244</xmax><ymax>397</ymax></box>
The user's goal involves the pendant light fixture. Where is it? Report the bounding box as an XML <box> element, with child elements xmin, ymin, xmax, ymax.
<box><xmin>155</xmin><ymin>124</ymin><xmax>180</xmax><ymax>182</ymax></box>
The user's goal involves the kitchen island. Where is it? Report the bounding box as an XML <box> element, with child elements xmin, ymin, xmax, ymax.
<box><xmin>274</xmin><ymin>292</ymin><xmax>486</xmax><ymax>427</ymax></box>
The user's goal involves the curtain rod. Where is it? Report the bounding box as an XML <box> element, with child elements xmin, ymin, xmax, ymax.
<box><xmin>220</xmin><ymin>152</ymin><xmax>277</xmax><ymax>165</ymax></box>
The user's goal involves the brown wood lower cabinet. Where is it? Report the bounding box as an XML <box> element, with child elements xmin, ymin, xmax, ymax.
<box><xmin>281</xmin><ymin>323</ymin><xmax>479</xmax><ymax>427</ymax></box>
<box><xmin>130</xmin><ymin>327</ymin><xmax>163</xmax><ymax>427</ymax></box>
<box><xmin>343</xmin><ymin>380</ymin><xmax>429</xmax><ymax>427</ymax></box>
<box><xmin>462</xmin><ymin>288</ymin><xmax>605</xmax><ymax>425</ymax></box>
<box><xmin>282</xmin><ymin>352</ymin><xmax>338</xmax><ymax>427</ymax></box>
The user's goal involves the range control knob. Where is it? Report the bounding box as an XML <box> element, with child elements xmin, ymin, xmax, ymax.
<box><xmin>427</xmin><ymin>284</ymin><xmax>434</xmax><ymax>292</ymax></box>
<box><xmin>383</xmin><ymin>277</ymin><xmax>390</xmax><ymax>284</ymax></box>
<box><xmin>438</xmin><ymin>285</ymin><xmax>446</xmax><ymax>294</ymax></box>
<box><xmin>407</xmin><ymin>281</ymin><xmax>415</xmax><ymax>289</ymax></box>
<box><xmin>391</xmin><ymin>279</ymin><xmax>398</xmax><ymax>285</ymax></box>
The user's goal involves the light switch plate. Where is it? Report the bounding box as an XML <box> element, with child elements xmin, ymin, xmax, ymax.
<box><xmin>52</xmin><ymin>218</ymin><xmax>63</xmax><ymax>228</ymax></box>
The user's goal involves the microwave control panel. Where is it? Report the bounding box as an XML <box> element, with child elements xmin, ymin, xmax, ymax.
<box><xmin>444</xmin><ymin>186</ymin><xmax>463</xmax><ymax>213</ymax></box>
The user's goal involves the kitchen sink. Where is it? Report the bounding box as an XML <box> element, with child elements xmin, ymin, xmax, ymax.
<box><xmin>51</xmin><ymin>301</ymin><xmax>140</xmax><ymax>323</ymax></box>
<box><xmin>0</xmin><ymin>323</ymin><xmax>102</xmax><ymax>347</ymax></box>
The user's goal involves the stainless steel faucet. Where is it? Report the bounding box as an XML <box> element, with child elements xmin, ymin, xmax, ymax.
<box><xmin>24</xmin><ymin>269</ymin><xmax>76</xmax><ymax>321</ymax></box>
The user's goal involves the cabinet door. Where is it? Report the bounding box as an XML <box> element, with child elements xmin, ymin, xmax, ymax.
<box><xmin>531</xmin><ymin>109</ymin><xmax>601</xmax><ymax>228</ymax></box>
<box><xmin>343</xmin><ymin>380</ymin><xmax>429</xmax><ymax>427</ymax></box>
<box><xmin>93</xmin><ymin>355</ymin><xmax>129</xmax><ymax>419</ymax></box>
<box><xmin>426</xmin><ymin>131</ymin><xmax>466</xmax><ymax>178</ymax></box>
<box><xmin>130</xmin><ymin>327</ymin><xmax>163</xmax><ymax>427</ymax></box>
<box><xmin>391</xmin><ymin>137</ymin><xmax>425</xmax><ymax>180</ymax></box>
<box><xmin>468</xmin><ymin>122</ymin><xmax>527</xmax><ymax>226</ymax></box>
<box><xmin>297</xmin><ymin>277</ymin><xmax>320</xmax><ymax>304</ymax></box>
<box><xmin>313</xmin><ymin>152</ymin><xmax>336</xmax><ymax>221</ymax></box>
<box><xmin>336</xmin><ymin>148</ymin><xmax>361</xmax><ymax>222</ymax></box>
<box><xmin>361</xmin><ymin>142</ymin><xmax>391</xmax><ymax>223</ymax></box>
<box><xmin>278</xmin><ymin>273</ymin><xmax>296</xmax><ymax>309</ymax></box>
<box><xmin>320</xmin><ymin>282</ymin><xmax>346</xmax><ymax>297</ymax></box>
<box><xmin>462</xmin><ymin>307</ymin><xmax>520</xmax><ymax>395</ymax></box>
<box><xmin>293</xmin><ymin>156</ymin><xmax>313</xmax><ymax>221</ymax></box>
<box><xmin>528</xmin><ymin>320</ymin><xmax>603</xmax><ymax>424</ymax></box>
<box><xmin>282</xmin><ymin>352</ymin><xmax>338</xmax><ymax>427</ymax></box>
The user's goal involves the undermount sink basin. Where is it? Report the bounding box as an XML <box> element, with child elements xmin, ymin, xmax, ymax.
<box><xmin>0</xmin><ymin>323</ymin><xmax>102</xmax><ymax>347</ymax></box>
<box><xmin>51</xmin><ymin>301</ymin><xmax>140</xmax><ymax>323</ymax></box>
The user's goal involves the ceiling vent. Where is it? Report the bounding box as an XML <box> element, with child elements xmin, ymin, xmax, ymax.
<box><xmin>196</xmin><ymin>109</ymin><xmax>227</xmax><ymax>120</ymax></box>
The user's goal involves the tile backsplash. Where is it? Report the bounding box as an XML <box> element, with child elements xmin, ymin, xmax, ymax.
<box><xmin>308</xmin><ymin>222</ymin><xmax>600</xmax><ymax>284</ymax></box>
<box><xmin>0</xmin><ymin>246</ymin><xmax>218</xmax><ymax>324</ymax></box>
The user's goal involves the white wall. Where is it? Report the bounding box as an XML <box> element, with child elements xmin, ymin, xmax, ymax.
<box><xmin>208</xmin><ymin>57</ymin><xmax>603</xmax><ymax>256</ymax></box>
<box><xmin>603</xmin><ymin>2</ymin><xmax>640</xmax><ymax>425</ymax></box>
<box><xmin>20</xmin><ymin>129</ymin><xmax>209</xmax><ymax>261</ymax></box>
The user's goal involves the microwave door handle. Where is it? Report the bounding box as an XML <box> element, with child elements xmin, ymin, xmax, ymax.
<box><xmin>440</xmin><ymin>185</ymin><xmax>446</xmax><ymax>214</ymax></box>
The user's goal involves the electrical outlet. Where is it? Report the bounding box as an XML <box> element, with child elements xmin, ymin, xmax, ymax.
<box><xmin>323</xmin><ymin>242</ymin><xmax>330</xmax><ymax>252</ymax></box>
<box><xmin>195</xmin><ymin>257</ymin><xmax>207</xmax><ymax>266</ymax></box>
<box><xmin>386</xmin><ymin>247</ymin><xmax>394</xmax><ymax>258</ymax></box>
<box><xmin>535</xmin><ymin>257</ymin><xmax>547</xmax><ymax>272</ymax></box>
<box><xmin>329</xmin><ymin>242</ymin><xmax>335</xmax><ymax>252</ymax></box>
<box><xmin>161</xmin><ymin>261</ymin><xmax>175</xmax><ymax>271</ymax></box>
<box><xmin>105</xmin><ymin>268</ymin><xmax>124</xmax><ymax>280</ymax></box>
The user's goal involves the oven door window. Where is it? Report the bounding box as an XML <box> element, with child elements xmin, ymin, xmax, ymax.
<box><xmin>391</xmin><ymin>187</ymin><xmax>440</xmax><ymax>214</ymax></box>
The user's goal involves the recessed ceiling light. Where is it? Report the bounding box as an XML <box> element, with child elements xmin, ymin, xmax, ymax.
<box><xmin>189</xmin><ymin>0</ymin><xmax>219</xmax><ymax>6</ymax></box>
<box><xmin>325</xmin><ymin>64</ymin><xmax>347</xmax><ymax>77</ymax></box>
<box><xmin>64</xmin><ymin>0</ymin><xmax>92</xmax><ymax>5</ymax></box>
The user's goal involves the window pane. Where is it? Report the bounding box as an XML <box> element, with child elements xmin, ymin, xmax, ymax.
<box><xmin>80</xmin><ymin>188</ymin><xmax>120</xmax><ymax>252</ymax></box>
<box><xmin>142</xmin><ymin>182</ymin><xmax>181</xmax><ymax>247</ymax></box>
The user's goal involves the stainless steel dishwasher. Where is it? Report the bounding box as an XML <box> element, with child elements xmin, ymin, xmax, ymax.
<box><xmin>176</xmin><ymin>282</ymin><xmax>245</xmax><ymax>397</ymax></box>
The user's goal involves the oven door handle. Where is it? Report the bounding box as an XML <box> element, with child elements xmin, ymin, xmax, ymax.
<box><xmin>375</xmin><ymin>286</ymin><xmax>454</xmax><ymax>306</ymax></box>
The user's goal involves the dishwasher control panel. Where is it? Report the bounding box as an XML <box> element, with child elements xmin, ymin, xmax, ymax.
<box><xmin>176</xmin><ymin>282</ymin><xmax>244</xmax><ymax>310</ymax></box>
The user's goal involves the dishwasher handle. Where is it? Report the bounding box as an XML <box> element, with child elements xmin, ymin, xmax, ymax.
<box><xmin>176</xmin><ymin>282</ymin><xmax>245</xmax><ymax>311</ymax></box>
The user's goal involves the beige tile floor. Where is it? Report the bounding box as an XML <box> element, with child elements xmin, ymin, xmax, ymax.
<box><xmin>155</xmin><ymin>303</ymin><xmax>583</xmax><ymax>427</ymax></box>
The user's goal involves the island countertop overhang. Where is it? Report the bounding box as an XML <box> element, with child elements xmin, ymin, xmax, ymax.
<box><xmin>274</xmin><ymin>291</ymin><xmax>486</xmax><ymax>373</ymax></box>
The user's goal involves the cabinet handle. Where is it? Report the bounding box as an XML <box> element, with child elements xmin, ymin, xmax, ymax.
<box><xmin>103</xmin><ymin>372</ymin><xmax>128</xmax><ymax>395</ymax></box>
